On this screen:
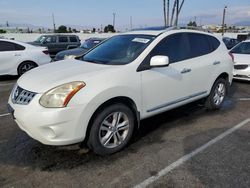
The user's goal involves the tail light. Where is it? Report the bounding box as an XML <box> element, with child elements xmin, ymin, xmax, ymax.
<box><xmin>229</xmin><ymin>52</ymin><xmax>234</xmax><ymax>62</ymax></box>
<box><xmin>43</xmin><ymin>50</ymin><xmax>50</xmax><ymax>55</ymax></box>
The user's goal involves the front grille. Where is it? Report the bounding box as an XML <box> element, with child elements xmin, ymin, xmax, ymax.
<box><xmin>234</xmin><ymin>65</ymin><xmax>248</xmax><ymax>70</ymax></box>
<box><xmin>12</xmin><ymin>85</ymin><xmax>36</xmax><ymax>105</ymax></box>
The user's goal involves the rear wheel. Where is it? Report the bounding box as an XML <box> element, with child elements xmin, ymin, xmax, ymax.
<box><xmin>87</xmin><ymin>103</ymin><xmax>135</xmax><ymax>155</ymax></box>
<box><xmin>205</xmin><ymin>78</ymin><xmax>227</xmax><ymax>110</ymax></box>
<box><xmin>18</xmin><ymin>61</ymin><xmax>37</xmax><ymax>76</ymax></box>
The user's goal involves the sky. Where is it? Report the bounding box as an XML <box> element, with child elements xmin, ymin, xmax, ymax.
<box><xmin>0</xmin><ymin>0</ymin><xmax>250</xmax><ymax>30</ymax></box>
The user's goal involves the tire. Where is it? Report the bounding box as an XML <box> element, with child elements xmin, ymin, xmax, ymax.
<box><xmin>18</xmin><ymin>61</ymin><xmax>37</xmax><ymax>76</ymax></box>
<box><xmin>87</xmin><ymin>103</ymin><xmax>135</xmax><ymax>155</ymax></box>
<box><xmin>205</xmin><ymin>78</ymin><xmax>227</xmax><ymax>110</ymax></box>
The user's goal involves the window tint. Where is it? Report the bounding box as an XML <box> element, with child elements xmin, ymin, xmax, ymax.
<box><xmin>69</xmin><ymin>36</ymin><xmax>78</xmax><ymax>42</ymax></box>
<box><xmin>45</xmin><ymin>36</ymin><xmax>56</xmax><ymax>43</ymax></box>
<box><xmin>15</xmin><ymin>44</ymin><xmax>25</xmax><ymax>51</ymax></box>
<box><xmin>150</xmin><ymin>33</ymin><xmax>190</xmax><ymax>63</ymax></box>
<box><xmin>58</xmin><ymin>36</ymin><xmax>68</xmax><ymax>43</ymax></box>
<box><xmin>187</xmin><ymin>33</ymin><xmax>211</xmax><ymax>58</ymax></box>
<box><xmin>207</xmin><ymin>36</ymin><xmax>220</xmax><ymax>51</ymax></box>
<box><xmin>231</xmin><ymin>42</ymin><xmax>250</xmax><ymax>54</ymax></box>
<box><xmin>0</xmin><ymin>41</ymin><xmax>16</xmax><ymax>51</ymax></box>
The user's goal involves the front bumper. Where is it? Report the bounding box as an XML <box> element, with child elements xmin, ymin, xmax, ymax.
<box><xmin>8</xmin><ymin>94</ymin><xmax>88</xmax><ymax>146</ymax></box>
<box><xmin>233</xmin><ymin>65</ymin><xmax>250</xmax><ymax>81</ymax></box>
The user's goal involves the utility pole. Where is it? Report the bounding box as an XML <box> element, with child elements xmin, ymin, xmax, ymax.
<box><xmin>163</xmin><ymin>0</ymin><xmax>167</xmax><ymax>27</ymax></box>
<box><xmin>167</xmin><ymin>0</ymin><xmax>170</xmax><ymax>27</ymax></box>
<box><xmin>113</xmin><ymin>13</ymin><xmax>116</xmax><ymax>29</ymax></box>
<box><xmin>170</xmin><ymin>0</ymin><xmax>177</xmax><ymax>26</ymax></box>
<box><xmin>222</xmin><ymin>6</ymin><xmax>227</xmax><ymax>36</ymax></box>
<box><xmin>52</xmin><ymin>13</ymin><xmax>56</xmax><ymax>33</ymax></box>
<box><xmin>130</xmin><ymin>16</ymin><xmax>133</xmax><ymax>30</ymax></box>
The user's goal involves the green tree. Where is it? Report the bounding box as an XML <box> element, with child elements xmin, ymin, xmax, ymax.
<box><xmin>104</xmin><ymin>24</ymin><xmax>116</xmax><ymax>33</ymax></box>
<box><xmin>57</xmin><ymin>25</ymin><xmax>68</xmax><ymax>33</ymax></box>
<box><xmin>0</xmin><ymin>29</ymin><xmax>6</xmax><ymax>33</ymax></box>
<box><xmin>187</xmin><ymin>21</ymin><xmax>197</xmax><ymax>27</ymax></box>
<box><xmin>68</xmin><ymin>27</ymin><xmax>72</xmax><ymax>33</ymax></box>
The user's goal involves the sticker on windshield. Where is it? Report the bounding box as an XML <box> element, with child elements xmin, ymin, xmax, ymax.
<box><xmin>132</xmin><ymin>38</ymin><xmax>150</xmax><ymax>44</ymax></box>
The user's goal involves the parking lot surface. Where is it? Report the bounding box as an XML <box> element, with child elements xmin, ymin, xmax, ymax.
<box><xmin>0</xmin><ymin>76</ymin><xmax>250</xmax><ymax>188</ymax></box>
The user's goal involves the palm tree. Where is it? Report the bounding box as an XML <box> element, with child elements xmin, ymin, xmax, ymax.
<box><xmin>163</xmin><ymin>0</ymin><xmax>167</xmax><ymax>27</ymax></box>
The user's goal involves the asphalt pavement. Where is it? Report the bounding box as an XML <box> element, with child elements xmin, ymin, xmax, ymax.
<box><xmin>0</xmin><ymin>76</ymin><xmax>250</xmax><ymax>188</ymax></box>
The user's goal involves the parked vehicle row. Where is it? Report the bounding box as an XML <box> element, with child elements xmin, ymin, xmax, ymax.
<box><xmin>8</xmin><ymin>29</ymin><xmax>233</xmax><ymax>155</ymax></box>
<box><xmin>54</xmin><ymin>37</ymin><xmax>105</xmax><ymax>61</ymax></box>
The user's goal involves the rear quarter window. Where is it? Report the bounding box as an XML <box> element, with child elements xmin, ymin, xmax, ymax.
<box><xmin>69</xmin><ymin>36</ymin><xmax>78</xmax><ymax>42</ymax></box>
<box><xmin>59</xmin><ymin>36</ymin><xmax>68</xmax><ymax>43</ymax></box>
<box><xmin>187</xmin><ymin>33</ymin><xmax>212</xmax><ymax>59</ymax></box>
<box><xmin>15</xmin><ymin>44</ymin><xmax>25</xmax><ymax>51</ymax></box>
<box><xmin>207</xmin><ymin>35</ymin><xmax>220</xmax><ymax>51</ymax></box>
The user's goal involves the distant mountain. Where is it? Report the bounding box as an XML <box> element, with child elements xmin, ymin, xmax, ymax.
<box><xmin>234</xmin><ymin>21</ymin><xmax>250</xmax><ymax>26</ymax></box>
<box><xmin>0</xmin><ymin>22</ymin><xmax>49</xmax><ymax>30</ymax></box>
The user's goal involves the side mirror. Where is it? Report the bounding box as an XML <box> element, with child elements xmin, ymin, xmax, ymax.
<box><xmin>150</xmin><ymin>55</ymin><xmax>169</xmax><ymax>68</ymax></box>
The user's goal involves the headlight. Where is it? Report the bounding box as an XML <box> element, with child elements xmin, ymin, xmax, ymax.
<box><xmin>64</xmin><ymin>55</ymin><xmax>77</xmax><ymax>60</ymax></box>
<box><xmin>39</xmin><ymin>81</ymin><xmax>85</xmax><ymax>108</ymax></box>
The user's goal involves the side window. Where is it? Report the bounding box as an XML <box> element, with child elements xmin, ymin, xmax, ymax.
<box><xmin>69</xmin><ymin>36</ymin><xmax>77</xmax><ymax>42</ymax></box>
<box><xmin>150</xmin><ymin>33</ymin><xmax>191</xmax><ymax>63</ymax></box>
<box><xmin>207</xmin><ymin>36</ymin><xmax>220</xmax><ymax>51</ymax></box>
<box><xmin>187</xmin><ymin>33</ymin><xmax>212</xmax><ymax>59</ymax></box>
<box><xmin>15</xmin><ymin>44</ymin><xmax>25</xmax><ymax>51</ymax></box>
<box><xmin>0</xmin><ymin>41</ymin><xmax>16</xmax><ymax>51</ymax></box>
<box><xmin>45</xmin><ymin>36</ymin><xmax>56</xmax><ymax>43</ymax></box>
<box><xmin>58</xmin><ymin>36</ymin><xmax>68</xmax><ymax>43</ymax></box>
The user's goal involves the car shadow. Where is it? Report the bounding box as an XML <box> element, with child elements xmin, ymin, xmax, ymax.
<box><xmin>0</xmin><ymin>75</ymin><xmax>18</xmax><ymax>82</ymax></box>
<box><xmin>0</xmin><ymin>92</ymin><xmax>237</xmax><ymax>174</ymax></box>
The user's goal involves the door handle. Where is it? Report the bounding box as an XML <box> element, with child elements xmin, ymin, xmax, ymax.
<box><xmin>14</xmin><ymin>54</ymin><xmax>21</xmax><ymax>57</ymax></box>
<box><xmin>181</xmin><ymin>68</ymin><xmax>191</xmax><ymax>74</ymax></box>
<box><xmin>213</xmin><ymin>61</ymin><xmax>221</xmax><ymax>65</ymax></box>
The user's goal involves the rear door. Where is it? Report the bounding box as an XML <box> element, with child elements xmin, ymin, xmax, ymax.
<box><xmin>0</xmin><ymin>41</ymin><xmax>24</xmax><ymax>75</ymax></box>
<box><xmin>183</xmin><ymin>33</ymin><xmax>217</xmax><ymax>96</ymax></box>
<box><xmin>58</xmin><ymin>36</ymin><xmax>69</xmax><ymax>52</ymax></box>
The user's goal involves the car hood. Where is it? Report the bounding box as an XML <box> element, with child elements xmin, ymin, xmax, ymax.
<box><xmin>233</xmin><ymin>53</ymin><xmax>250</xmax><ymax>65</ymax></box>
<box><xmin>58</xmin><ymin>48</ymin><xmax>88</xmax><ymax>56</ymax></box>
<box><xmin>17</xmin><ymin>60</ymin><xmax>119</xmax><ymax>93</ymax></box>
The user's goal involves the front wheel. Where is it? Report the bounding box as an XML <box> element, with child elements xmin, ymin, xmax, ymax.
<box><xmin>205</xmin><ymin>78</ymin><xmax>227</xmax><ymax>110</ymax></box>
<box><xmin>18</xmin><ymin>61</ymin><xmax>37</xmax><ymax>76</ymax></box>
<box><xmin>87</xmin><ymin>103</ymin><xmax>135</xmax><ymax>155</ymax></box>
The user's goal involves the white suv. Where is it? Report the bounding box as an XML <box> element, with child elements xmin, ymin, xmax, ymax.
<box><xmin>8</xmin><ymin>29</ymin><xmax>233</xmax><ymax>155</ymax></box>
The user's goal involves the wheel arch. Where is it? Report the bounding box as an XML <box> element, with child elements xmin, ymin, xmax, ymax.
<box><xmin>17</xmin><ymin>60</ymin><xmax>38</xmax><ymax>75</ymax></box>
<box><xmin>83</xmin><ymin>96</ymin><xmax>140</xmax><ymax>144</ymax></box>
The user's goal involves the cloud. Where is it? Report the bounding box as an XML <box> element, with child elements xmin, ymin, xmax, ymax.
<box><xmin>181</xmin><ymin>6</ymin><xmax>250</xmax><ymax>25</ymax></box>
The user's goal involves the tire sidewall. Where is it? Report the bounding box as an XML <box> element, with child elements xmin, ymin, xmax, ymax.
<box><xmin>88</xmin><ymin>103</ymin><xmax>135</xmax><ymax>155</ymax></box>
<box><xmin>18</xmin><ymin>61</ymin><xmax>37</xmax><ymax>76</ymax></box>
<box><xmin>207</xmin><ymin>78</ymin><xmax>227</xmax><ymax>109</ymax></box>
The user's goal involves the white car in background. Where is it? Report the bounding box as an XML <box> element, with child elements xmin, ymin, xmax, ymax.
<box><xmin>8</xmin><ymin>29</ymin><xmax>233</xmax><ymax>155</ymax></box>
<box><xmin>0</xmin><ymin>39</ymin><xmax>51</xmax><ymax>76</ymax></box>
<box><xmin>230</xmin><ymin>40</ymin><xmax>250</xmax><ymax>81</ymax></box>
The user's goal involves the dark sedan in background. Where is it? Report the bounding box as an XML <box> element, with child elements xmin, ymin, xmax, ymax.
<box><xmin>54</xmin><ymin>37</ymin><xmax>105</xmax><ymax>61</ymax></box>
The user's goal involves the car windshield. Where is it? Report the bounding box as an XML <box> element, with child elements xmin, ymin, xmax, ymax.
<box><xmin>35</xmin><ymin>36</ymin><xmax>46</xmax><ymax>43</ymax></box>
<box><xmin>82</xmin><ymin>35</ymin><xmax>155</xmax><ymax>65</ymax></box>
<box><xmin>81</xmin><ymin>39</ymin><xmax>102</xmax><ymax>49</ymax></box>
<box><xmin>231</xmin><ymin>42</ymin><xmax>250</xmax><ymax>54</ymax></box>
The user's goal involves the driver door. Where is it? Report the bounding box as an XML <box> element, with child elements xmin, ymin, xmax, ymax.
<box><xmin>140</xmin><ymin>33</ymin><xmax>192</xmax><ymax>117</ymax></box>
